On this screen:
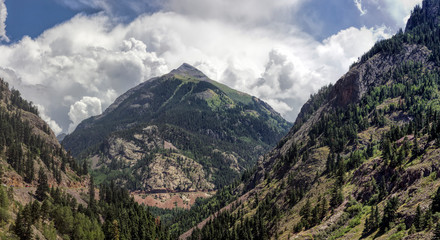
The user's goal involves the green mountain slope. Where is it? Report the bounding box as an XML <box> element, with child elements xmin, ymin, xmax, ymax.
<box><xmin>0</xmin><ymin>78</ymin><xmax>85</xmax><ymax>188</ymax></box>
<box><xmin>181</xmin><ymin>0</ymin><xmax>440</xmax><ymax>239</ymax></box>
<box><xmin>62</xmin><ymin>63</ymin><xmax>291</xmax><ymax>191</ymax></box>
<box><xmin>0</xmin><ymin>78</ymin><xmax>92</xmax><ymax>239</ymax></box>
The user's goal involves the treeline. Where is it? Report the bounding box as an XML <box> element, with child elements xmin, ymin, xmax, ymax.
<box><xmin>13</xmin><ymin>177</ymin><xmax>169</xmax><ymax>240</ymax></box>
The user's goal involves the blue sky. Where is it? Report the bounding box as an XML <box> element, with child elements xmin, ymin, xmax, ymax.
<box><xmin>0</xmin><ymin>0</ymin><xmax>423</xmax><ymax>134</ymax></box>
<box><xmin>6</xmin><ymin>0</ymin><xmax>75</xmax><ymax>42</ymax></box>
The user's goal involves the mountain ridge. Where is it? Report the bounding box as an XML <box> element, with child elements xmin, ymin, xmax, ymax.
<box><xmin>177</xmin><ymin>0</ymin><xmax>440</xmax><ymax>239</ymax></box>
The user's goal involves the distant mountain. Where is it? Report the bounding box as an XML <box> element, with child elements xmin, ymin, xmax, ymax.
<box><xmin>179</xmin><ymin>0</ymin><xmax>440</xmax><ymax>239</ymax></box>
<box><xmin>57</xmin><ymin>133</ymin><xmax>67</xmax><ymax>142</ymax></box>
<box><xmin>62</xmin><ymin>63</ymin><xmax>291</xmax><ymax>192</ymax></box>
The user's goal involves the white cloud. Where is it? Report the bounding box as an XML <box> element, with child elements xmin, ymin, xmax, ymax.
<box><xmin>0</xmin><ymin>14</ymin><xmax>168</xmax><ymax>133</ymax></box>
<box><xmin>384</xmin><ymin>0</ymin><xmax>423</xmax><ymax>26</ymax></box>
<box><xmin>36</xmin><ymin>104</ymin><xmax>63</xmax><ymax>135</ymax></box>
<box><xmin>317</xmin><ymin>26</ymin><xmax>391</xmax><ymax>71</ymax></box>
<box><xmin>56</xmin><ymin>0</ymin><xmax>303</xmax><ymax>25</ymax></box>
<box><xmin>68</xmin><ymin>96</ymin><xmax>102</xmax><ymax>132</ymax></box>
<box><xmin>0</xmin><ymin>0</ymin><xmax>9</xmax><ymax>42</ymax></box>
<box><xmin>241</xmin><ymin>26</ymin><xmax>391</xmax><ymax>118</ymax></box>
<box><xmin>0</xmin><ymin>3</ymin><xmax>391</xmax><ymax>133</ymax></box>
<box><xmin>165</xmin><ymin>0</ymin><xmax>303</xmax><ymax>25</ymax></box>
<box><xmin>354</xmin><ymin>0</ymin><xmax>367</xmax><ymax>16</ymax></box>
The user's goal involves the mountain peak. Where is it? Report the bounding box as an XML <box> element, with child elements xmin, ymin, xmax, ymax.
<box><xmin>169</xmin><ymin>63</ymin><xmax>210</xmax><ymax>81</ymax></box>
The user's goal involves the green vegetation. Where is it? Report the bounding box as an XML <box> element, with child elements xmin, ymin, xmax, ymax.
<box><xmin>184</xmin><ymin>1</ymin><xmax>440</xmax><ymax>239</ymax></box>
<box><xmin>0</xmin><ymin>79</ymin><xmax>86</xmax><ymax>184</ymax></box>
<box><xmin>13</xmin><ymin>182</ymin><xmax>168</xmax><ymax>240</ymax></box>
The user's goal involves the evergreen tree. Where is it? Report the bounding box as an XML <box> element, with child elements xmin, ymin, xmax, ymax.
<box><xmin>40</xmin><ymin>199</ymin><xmax>50</xmax><ymax>221</ymax></box>
<box><xmin>424</xmin><ymin>209</ymin><xmax>433</xmax><ymax>230</ymax></box>
<box><xmin>35</xmin><ymin>169</ymin><xmax>49</xmax><ymax>201</ymax></box>
<box><xmin>110</xmin><ymin>219</ymin><xmax>120</xmax><ymax>240</ymax></box>
<box><xmin>82</xmin><ymin>160</ymin><xmax>88</xmax><ymax>175</ymax></box>
<box><xmin>364</xmin><ymin>206</ymin><xmax>380</xmax><ymax>235</ymax></box>
<box><xmin>412</xmin><ymin>134</ymin><xmax>419</xmax><ymax>157</ymax></box>
<box><xmin>434</xmin><ymin>222</ymin><xmax>440</xmax><ymax>240</ymax></box>
<box><xmin>432</xmin><ymin>186</ymin><xmax>440</xmax><ymax>213</ymax></box>
<box><xmin>414</xmin><ymin>205</ymin><xmax>423</xmax><ymax>231</ymax></box>
<box><xmin>330</xmin><ymin>185</ymin><xmax>343</xmax><ymax>209</ymax></box>
<box><xmin>88</xmin><ymin>177</ymin><xmax>96</xmax><ymax>213</ymax></box>
<box><xmin>14</xmin><ymin>205</ymin><xmax>32</xmax><ymax>240</ymax></box>
<box><xmin>381</xmin><ymin>197</ymin><xmax>399</xmax><ymax>232</ymax></box>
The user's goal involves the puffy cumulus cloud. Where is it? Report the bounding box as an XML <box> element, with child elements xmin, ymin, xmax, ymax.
<box><xmin>0</xmin><ymin>8</ymin><xmax>391</xmax><ymax>133</ymax></box>
<box><xmin>317</xmin><ymin>26</ymin><xmax>391</xmax><ymax>72</ymax></box>
<box><xmin>68</xmin><ymin>96</ymin><xmax>102</xmax><ymax>132</ymax></box>
<box><xmin>242</xmin><ymin>26</ymin><xmax>390</xmax><ymax>118</ymax></box>
<box><xmin>0</xmin><ymin>0</ymin><xmax>8</xmax><ymax>42</ymax></box>
<box><xmin>35</xmin><ymin>104</ymin><xmax>63</xmax><ymax>135</ymax></box>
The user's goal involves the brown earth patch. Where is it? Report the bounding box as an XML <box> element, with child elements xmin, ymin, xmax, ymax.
<box><xmin>132</xmin><ymin>191</ymin><xmax>215</xmax><ymax>209</ymax></box>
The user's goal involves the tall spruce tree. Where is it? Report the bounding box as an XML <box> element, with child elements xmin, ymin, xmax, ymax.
<box><xmin>88</xmin><ymin>177</ymin><xmax>96</xmax><ymax>213</ymax></box>
<box><xmin>432</xmin><ymin>186</ymin><xmax>440</xmax><ymax>213</ymax></box>
<box><xmin>35</xmin><ymin>169</ymin><xmax>49</xmax><ymax>201</ymax></box>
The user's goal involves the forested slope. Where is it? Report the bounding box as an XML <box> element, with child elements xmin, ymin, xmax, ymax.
<box><xmin>182</xmin><ymin>0</ymin><xmax>440</xmax><ymax>239</ymax></box>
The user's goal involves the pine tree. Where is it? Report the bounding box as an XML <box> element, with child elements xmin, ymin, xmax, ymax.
<box><xmin>30</xmin><ymin>201</ymin><xmax>40</xmax><ymax>224</ymax></box>
<box><xmin>432</xmin><ymin>187</ymin><xmax>440</xmax><ymax>213</ymax></box>
<box><xmin>434</xmin><ymin>222</ymin><xmax>440</xmax><ymax>240</ymax></box>
<box><xmin>424</xmin><ymin>209</ymin><xmax>433</xmax><ymax>230</ymax></box>
<box><xmin>412</xmin><ymin>134</ymin><xmax>419</xmax><ymax>157</ymax></box>
<box><xmin>381</xmin><ymin>197</ymin><xmax>399</xmax><ymax>232</ymax></box>
<box><xmin>14</xmin><ymin>205</ymin><xmax>33</xmax><ymax>240</ymax></box>
<box><xmin>40</xmin><ymin>199</ymin><xmax>50</xmax><ymax>221</ymax></box>
<box><xmin>414</xmin><ymin>205</ymin><xmax>423</xmax><ymax>231</ymax></box>
<box><xmin>330</xmin><ymin>185</ymin><xmax>343</xmax><ymax>209</ymax></box>
<box><xmin>82</xmin><ymin>160</ymin><xmax>88</xmax><ymax>175</ymax></box>
<box><xmin>88</xmin><ymin>177</ymin><xmax>96</xmax><ymax>213</ymax></box>
<box><xmin>111</xmin><ymin>219</ymin><xmax>120</xmax><ymax>240</ymax></box>
<box><xmin>364</xmin><ymin>206</ymin><xmax>379</xmax><ymax>235</ymax></box>
<box><xmin>35</xmin><ymin>169</ymin><xmax>49</xmax><ymax>201</ymax></box>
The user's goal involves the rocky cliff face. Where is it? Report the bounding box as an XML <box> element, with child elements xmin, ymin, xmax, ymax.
<box><xmin>332</xmin><ymin>44</ymin><xmax>431</xmax><ymax>107</ymax></box>
<box><xmin>92</xmin><ymin>125</ymin><xmax>214</xmax><ymax>191</ymax></box>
